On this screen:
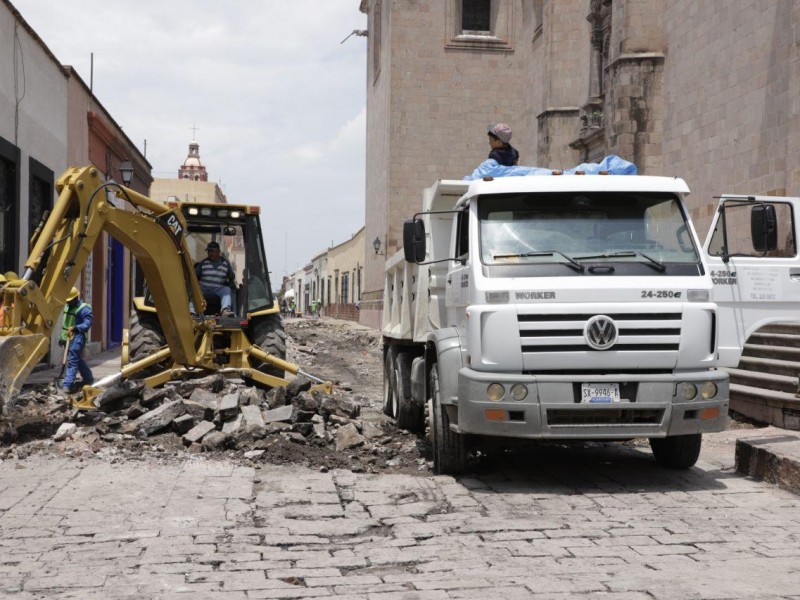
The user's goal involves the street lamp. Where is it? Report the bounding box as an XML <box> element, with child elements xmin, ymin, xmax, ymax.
<box><xmin>373</xmin><ymin>235</ymin><xmax>385</xmax><ymax>256</ymax></box>
<box><xmin>119</xmin><ymin>160</ymin><xmax>134</xmax><ymax>186</ymax></box>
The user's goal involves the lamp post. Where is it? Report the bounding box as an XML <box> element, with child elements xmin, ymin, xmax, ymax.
<box><xmin>373</xmin><ymin>235</ymin><xmax>386</xmax><ymax>256</ymax></box>
<box><xmin>119</xmin><ymin>160</ymin><xmax>134</xmax><ymax>186</ymax></box>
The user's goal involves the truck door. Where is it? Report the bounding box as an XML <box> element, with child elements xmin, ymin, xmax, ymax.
<box><xmin>446</xmin><ymin>209</ymin><xmax>470</xmax><ymax>330</ymax></box>
<box><xmin>703</xmin><ymin>195</ymin><xmax>800</xmax><ymax>367</ymax></box>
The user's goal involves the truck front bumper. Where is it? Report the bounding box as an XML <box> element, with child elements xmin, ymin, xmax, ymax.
<box><xmin>453</xmin><ymin>368</ymin><xmax>729</xmax><ymax>439</ymax></box>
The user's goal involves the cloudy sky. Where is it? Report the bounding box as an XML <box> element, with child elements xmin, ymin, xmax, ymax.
<box><xmin>14</xmin><ymin>0</ymin><xmax>368</xmax><ymax>281</ymax></box>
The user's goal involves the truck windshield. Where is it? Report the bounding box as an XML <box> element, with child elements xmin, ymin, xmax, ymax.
<box><xmin>479</xmin><ymin>191</ymin><xmax>700</xmax><ymax>267</ymax></box>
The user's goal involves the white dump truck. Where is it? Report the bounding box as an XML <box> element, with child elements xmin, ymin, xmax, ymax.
<box><xmin>382</xmin><ymin>173</ymin><xmax>800</xmax><ymax>474</ymax></box>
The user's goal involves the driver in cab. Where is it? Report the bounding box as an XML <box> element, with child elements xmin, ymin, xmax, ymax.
<box><xmin>191</xmin><ymin>241</ymin><xmax>235</xmax><ymax>316</ymax></box>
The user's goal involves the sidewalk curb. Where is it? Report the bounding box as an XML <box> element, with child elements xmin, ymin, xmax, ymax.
<box><xmin>735</xmin><ymin>434</ymin><xmax>800</xmax><ymax>495</ymax></box>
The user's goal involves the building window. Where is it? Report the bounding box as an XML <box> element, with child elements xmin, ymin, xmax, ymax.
<box><xmin>371</xmin><ymin>0</ymin><xmax>382</xmax><ymax>83</ymax></box>
<box><xmin>446</xmin><ymin>0</ymin><xmax>513</xmax><ymax>52</ymax></box>
<box><xmin>532</xmin><ymin>0</ymin><xmax>544</xmax><ymax>41</ymax></box>
<box><xmin>0</xmin><ymin>136</ymin><xmax>20</xmax><ymax>274</ymax></box>
<box><xmin>28</xmin><ymin>158</ymin><xmax>53</xmax><ymax>243</ymax></box>
<box><xmin>462</xmin><ymin>0</ymin><xmax>490</xmax><ymax>32</ymax></box>
<box><xmin>341</xmin><ymin>272</ymin><xmax>349</xmax><ymax>305</ymax></box>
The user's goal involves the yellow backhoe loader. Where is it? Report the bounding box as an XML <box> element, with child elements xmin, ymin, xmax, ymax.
<box><xmin>0</xmin><ymin>165</ymin><xmax>328</xmax><ymax>425</ymax></box>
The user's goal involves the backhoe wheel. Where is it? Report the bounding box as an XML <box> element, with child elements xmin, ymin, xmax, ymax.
<box><xmin>394</xmin><ymin>351</ymin><xmax>424</xmax><ymax>433</ymax></box>
<box><xmin>128</xmin><ymin>309</ymin><xmax>168</xmax><ymax>378</ymax></box>
<box><xmin>249</xmin><ymin>313</ymin><xmax>287</xmax><ymax>380</ymax></box>
<box><xmin>382</xmin><ymin>346</ymin><xmax>397</xmax><ymax>417</ymax></box>
<box><xmin>429</xmin><ymin>364</ymin><xmax>466</xmax><ymax>475</ymax></box>
<box><xmin>649</xmin><ymin>433</ymin><xmax>702</xmax><ymax>469</ymax></box>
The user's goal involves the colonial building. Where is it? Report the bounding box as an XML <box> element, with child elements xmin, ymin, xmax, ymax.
<box><xmin>357</xmin><ymin>0</ymin><xmax>800</xmax><ymax>326</ymax></box>
<box><xmin>1</xmin><ymin>0</ymin><xmax>150</xmax><ymax>362</ymax></box>
<box><xmin>281</xmin><ymin>227</ymin><xmax>365</xmax><ymax>322</ymax></box>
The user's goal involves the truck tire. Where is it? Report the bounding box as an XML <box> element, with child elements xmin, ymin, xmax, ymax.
<box><xmin>429</xmin><ymin>364</ymin><xmax>466</xmax><ymax>475</ymax></box>
<box><xmin>382</xmin><ymin>346</ymin><xmax>397</xmax><ymax>417</ymax></box>
<box><xmin>394</xmin><ymin>351</ymin><xmax>424</xmax><ymax>433</ymax></box>
<box><xmin>649</xmin><ymin>433</ymin><xmax>702</xmax><ymax>469</ymax></box>
<box><xmin>128</xmin><ymin>309</ymin><xmax>168</xmax><ymax>378</ymax></box>
<box><xmin>250</xmin><ymin>313</ymin><xmax>287</xmax><ymax>380</ymax></box>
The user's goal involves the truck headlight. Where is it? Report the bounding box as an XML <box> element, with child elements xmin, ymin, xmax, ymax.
<box><xmin>700</xmin><ymin>381</ymin><xmax>717</xmax><ymax>399</ymax></box>
<box><xmin>679</xmin><ymin>382</ymin><xmax>698</xmax><ymax>400</ymax></box>
<box><xmin>510</xmin><ymin>384</ymin><xmax>528</xmax><ymax>401</ymax></box>
<box><xmin>487</xmin><ymin>383</ymin><xmax>505</xmax><ymax>401</ymax></box>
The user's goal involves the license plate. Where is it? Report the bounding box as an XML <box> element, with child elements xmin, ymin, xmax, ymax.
<box><xmin>581</xmin><ymin>383</ymin><xmax>620</xmax><ymax>403</ymax></box>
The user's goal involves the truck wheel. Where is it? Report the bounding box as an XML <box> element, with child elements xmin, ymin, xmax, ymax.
<box><xmin>250</xmin><ymin>313</ymin><xmax>287</xmax><ymax>380</ymax></box>
<box><xmin>649</xmin><ymin>434</ymin><xmax>702</xmax><ymax>469</ymax></box>
<box><xmin>429</xmin><ymin>364</ymin><xmax>466</xmax><ymax>475</ymax></box>
<box><xmin>382</xmin><ymin>346</ymin><xmax>397</xmax><ymax>417</ymax></box>
<box><xmin>128</xmin><ymin>309</ymin><xmax>168</xmax><ymax>378</ymax></box>
<box><xmin>394</xmin><ymin>351</ymin><xmax>424</xmax><ymax>433</ymax></box>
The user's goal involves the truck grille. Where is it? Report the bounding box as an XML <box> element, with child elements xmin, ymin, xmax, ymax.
<box><xmin>519</xmin><ymin>312</ymin><xmax>681</xmax><ymax>353</ymax></box>
<box><xmin>547</xmin><ymin>408</ymin><xmax>664</xmax><ymax>427</ymax></box>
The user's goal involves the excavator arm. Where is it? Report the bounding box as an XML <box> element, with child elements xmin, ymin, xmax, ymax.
<box><xmin>0</xmin><ymin>165</ymin><xmax>206</xmax><ymax>413</ymax></box>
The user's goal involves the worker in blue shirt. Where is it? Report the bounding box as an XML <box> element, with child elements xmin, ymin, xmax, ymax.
<box><xmin>59</xmin><ymin>287</ymin><xmax>94</xmax><ymax>394</ymax></box>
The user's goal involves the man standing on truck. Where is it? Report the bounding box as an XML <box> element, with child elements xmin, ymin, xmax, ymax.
<box><xmin>59</xmin><ymin>287</ymin><xmax>94</xmax><ymax>394</ymax></box>
<box><xmin>487</xmin><ymin>123</ymin><xmax>520</xmax><ymax>166</ymax></box>
<box><xmin>191</xmin><ymin>241</ymin><xmax>235</xmax><ymax>316</ymax></box>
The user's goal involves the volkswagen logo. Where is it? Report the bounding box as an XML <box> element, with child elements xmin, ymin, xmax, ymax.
<box><xmin>584</xmin><ymin>315</ymin><xmax>618</xmax><ymax>350</ymax></box>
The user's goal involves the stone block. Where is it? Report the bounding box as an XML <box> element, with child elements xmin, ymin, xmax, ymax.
<box><xmin>264</xmin><ymin>405</ymin><xmax>294</xmax><ymax>423</ymax></box>
<box><xmin>335</xmin><ymin>423</ymin><xmax>365</xmax><ymax>451</ymax></box>
<box><xmin>182</xmin><ymin>420</ymin><xmax>216</xmax><ymax>446</ymax></box>
<box><xmin>189</xmin><ymin>388</ymin><xmax>220</xmax><ymax>418</ymax></box>
<box><xmin>141</xmin><ymin>386</ymin><xmax>171</xmax><ymax>408</ymax></box>
<box><xmin>172</xmin><ymin>414</ymin><xmax>196</xmax><ymax>435</ymax></box>
<box><xmin>321</xmin><ymin>396</ymin><xmax>361</xmax><ymax>419</ymax></box>
<box><xmin>183</xmin><ymin>400</ymin><xmax>210</xmax><ymax>421</ymax></box>
<box><xmin>264</xmin><ymin>386</ymin><xmax>288</xmax><ymax>409</ymax></box>
<box><xmin>201</xmin><ymin>431</ymin><xmax>229</xmax><ymax>451</ymax></box>
<box><xmin>240</xmin><ymin>405</ymin><xmax>266</xmax><ymax>438</ymax></box>
<box><xmin>216</xmin><ymin>393</ymin><xmax>240</xmax><ymax>420</ymax></box>
<box><xmin>122</xmin><ymin>400</ymin><xmax>186</xmax><ymax>436</ymax></box>
<box><xmin>222</xmin><ymin>413</ymin><xmax>244</xmax><ymax>435</ymax></box>
<box><xmin>293</xmin><ymin>392</ymin><xmax>320</xmax><ymax>413</ymax></box>
<box><xmin>238</xmin><ymin>387</ymin><xmax>264</xmax><ymax>406</ymax></box>
<box><xmin>286</xmin><ymin>376</ymin><xmax>312</xmax><ymax>399</ymax></box>
<box><xmin>178</xmin><ymin>374</ymin><xmax>226</xmax><ymax>397</ymax></box>
<box><xmin>95</xmin><ymin>380</ymin><xmax>144</xmax><ymax>411</ymax></box>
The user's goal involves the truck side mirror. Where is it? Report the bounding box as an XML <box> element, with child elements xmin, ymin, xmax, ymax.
<box><xmin>403</xmin><ymin>218</ymin><xmax>426</xmax><ymax>263</ymax></box>
<box><xmin>751</xmin><ymin>204</ymin><xmax>777</xmax><ymax>252</ymax></box>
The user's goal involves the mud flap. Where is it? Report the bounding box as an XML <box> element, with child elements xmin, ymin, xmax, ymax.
<box><xmin>0</xmin><ymin>334</ymin><xmax>49</xmax><ymax>415</ymax></box>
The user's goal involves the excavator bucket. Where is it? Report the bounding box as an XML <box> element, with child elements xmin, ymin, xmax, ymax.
<box><xmin>0</xmin><ymin>334</ymin><xmax>49</xmax><ymax>416</ymax></box>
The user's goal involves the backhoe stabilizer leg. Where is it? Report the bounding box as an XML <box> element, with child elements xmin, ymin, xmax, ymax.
<box><xmin>248</xmin><ymin>345</ymin><xmax>332</xmax><ymax>391</ymax></box>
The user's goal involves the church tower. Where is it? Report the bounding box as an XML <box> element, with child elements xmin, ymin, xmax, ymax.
<box><xmin>178</xmin><ymin>140</ymin><xmax>208</xmax><ymax>182</ymax></box>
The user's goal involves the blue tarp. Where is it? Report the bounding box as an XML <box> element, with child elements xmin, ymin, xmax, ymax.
<box><xmin>463</xmin><ymin>154</ymin><xmax>638</xmax><ymax>181</ymax></box>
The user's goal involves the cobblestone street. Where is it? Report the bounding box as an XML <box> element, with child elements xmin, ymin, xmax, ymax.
<box><xmin>1</xmin><ymin>432</ymin><xmax>799</xmax><ymax>599</ymax></box>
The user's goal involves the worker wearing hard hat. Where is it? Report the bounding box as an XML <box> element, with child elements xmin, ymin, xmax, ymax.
<box><xmin>59</xmin><ymin>287</ymin><xmax>94</xmax><ymax>394</ymax></box>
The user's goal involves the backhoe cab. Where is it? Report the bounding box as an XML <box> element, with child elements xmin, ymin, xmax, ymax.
<box><xmin>0</xmin><ymin>165</ymin><xmax>329</xmax><ymax>423</ymax></box>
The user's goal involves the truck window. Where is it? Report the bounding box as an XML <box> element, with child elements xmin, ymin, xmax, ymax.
<box><xmin>478</xmin><ymin>192</ymin><xmax>701</xmax><ymax>266</ymax></box>
<box><xmin>707</xmin><ymin>200</ymin><xmax>796</xmax><ymax>258</ymax></box>
<box><xmin>455</xmin><ymin>210</ymin><xmax>469</xmax><ymax>260</ymax></box>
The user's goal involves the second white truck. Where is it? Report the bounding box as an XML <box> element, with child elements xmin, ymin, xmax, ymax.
<box><xmin>382</xmin><ymin>173</ymin><xmax>800</xmax><ymax>474</ymax></box>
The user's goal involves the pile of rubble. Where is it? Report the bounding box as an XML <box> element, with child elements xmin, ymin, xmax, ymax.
<box><xmin>62</xmin><ymin>374</ymin><xmax>385</xmax><ymax>455</ymax></box>
<box><xmin>5</xmin><ymin>319</ymin><xmax>428</xmax><ymax>472</ymax></box>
